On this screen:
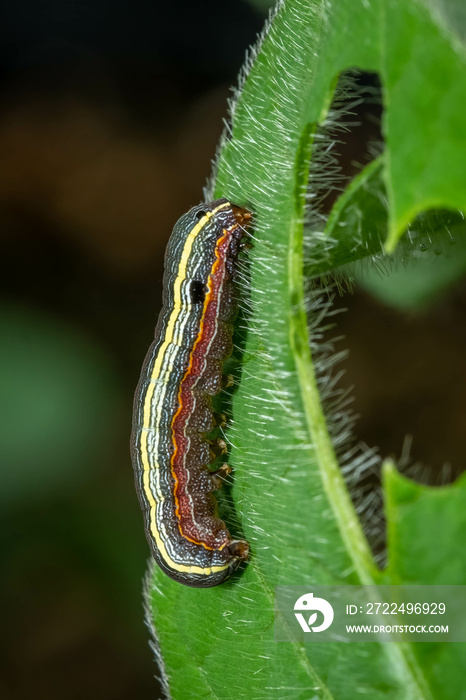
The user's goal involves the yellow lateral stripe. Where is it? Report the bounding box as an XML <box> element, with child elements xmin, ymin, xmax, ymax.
<box><xmin>142</xmin><ymin>213</ymin><xmax>212</xmax><ymax>428</ymax></box>
<box><xmin>149</xmin><ymin>507</ymin><xmax>230</xmax><ymax>575</ymax></box>
<box><xmin>140</xmin><ymin>211</ymin><xmax>214</xmax><ymax>508</ymax></box>
<box><xmin>139</xmin><ymin>200</ymin><xmax>231</xmax><ymax>575</ymax></box>
<box><xmin>141</xmin><ymin>201</ymin><xmax>230</xmax><ymax>451</ymax></box>
<box><xmin>140</xmin><ymin>212</ymin><xmax>215</xmax><ymax>509</ymax></box>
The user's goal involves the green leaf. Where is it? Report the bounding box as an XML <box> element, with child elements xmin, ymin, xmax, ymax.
<box><xmin>145</xmin><ymin>1</ymin><xmax>466</xmax><ymax>698</ymax></box>
<box><xmin>381</xmin><ymin>0</ymin><xmax>466</xmax><ymax>249</ymax></box>
<box><xmin>356</xmin><ymin>216</ymin><xmax>466</xmax><ymax>310</ymax></box>
<box><xmin>307</xmin><ymin>155</ymin><xmax>387</xmax><ymax>276</ymax></box>
<box><xmin>320</xmin><ymin>160</ymin><xmax>466</xmax><ymax>308</ymax></box>
<box><xmin>383</xmin><ymin>462</ymin><xmax>466</xmax><ymax>585</ymax></box>
<box><xmin>381</xmin><ymin>463</ymin><xmax>466</xmax><ymax>700</ymax></box>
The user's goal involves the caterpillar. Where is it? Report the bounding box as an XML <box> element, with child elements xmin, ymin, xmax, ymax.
<box><xmin>131</xmin><ymin>198</ymin><xmax>251</xmax><ymax>587</ymax></box>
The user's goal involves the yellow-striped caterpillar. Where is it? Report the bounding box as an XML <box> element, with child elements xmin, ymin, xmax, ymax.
<box><xmin>131</xmin><ymin>198</ymin><xmax>251</xmax><ymax>587</ymax></box>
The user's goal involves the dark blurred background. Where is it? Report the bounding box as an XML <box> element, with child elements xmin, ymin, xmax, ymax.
<box><xmin>0</xmin><ymin>2</ymin><xmax>267</xmax><ymax>698</ymax></box>
<box><xmin>1</xmin><ymin>1</ymin><xmax>465</xmax><ymax>699</ymax></box>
